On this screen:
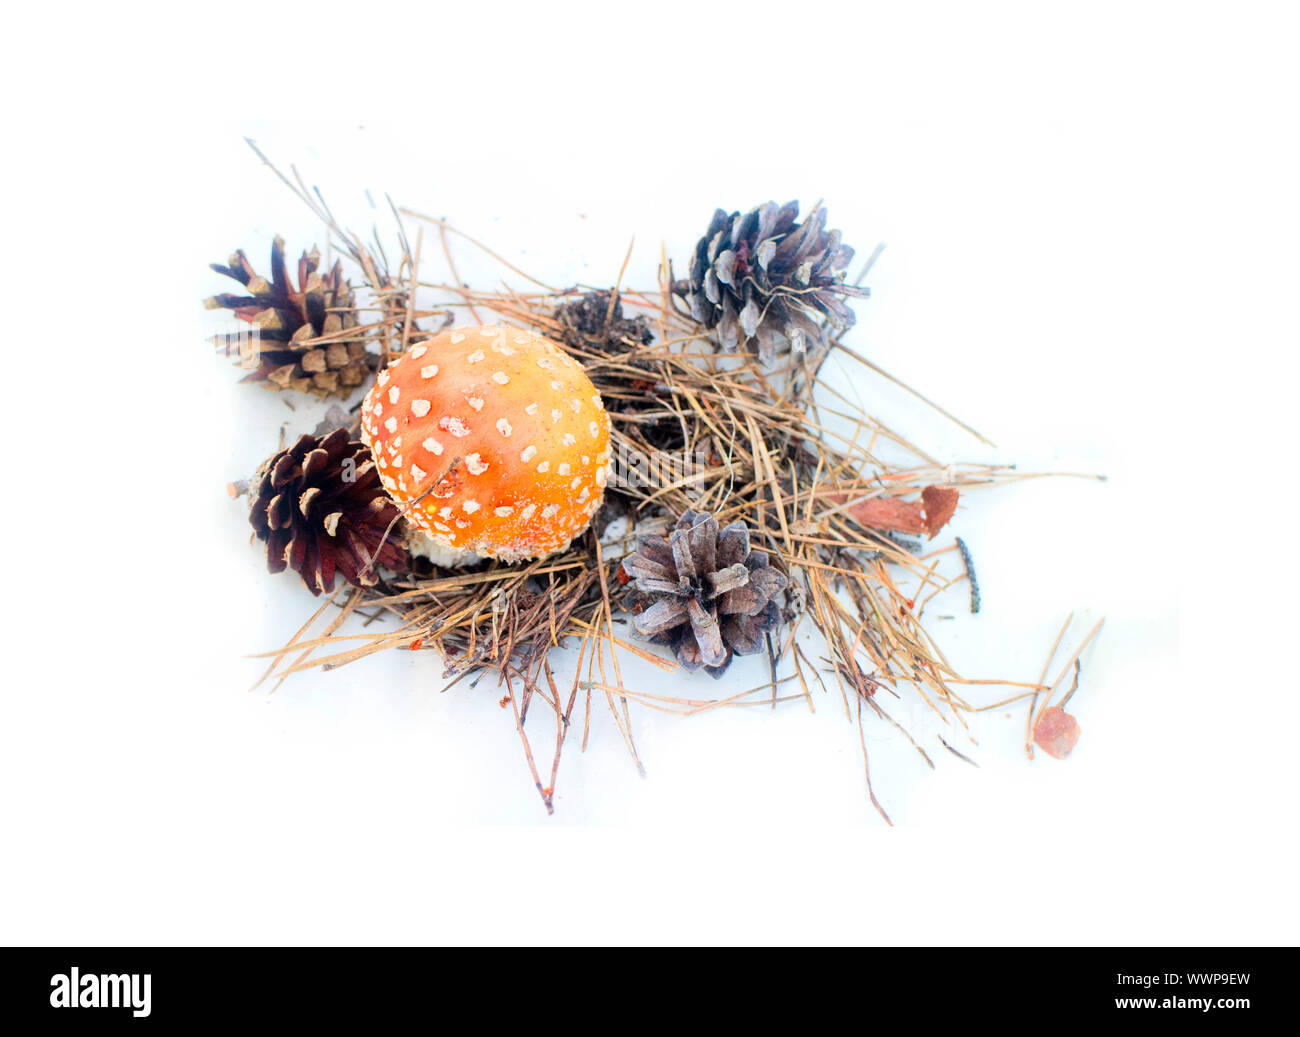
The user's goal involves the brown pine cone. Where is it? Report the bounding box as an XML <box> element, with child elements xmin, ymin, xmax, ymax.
<box><xmin>205</xmin><ymin>236</ymin><xmax>376</xmax><ymax>398</ymax></box>
<box><xmin>621</xmin><ymin>511</ymin><xmax>788</xmax><ymax>678</ymax></box>
<box><xmin>673</xmin><ymin>201</ymin><xmax>867</xmax><ymax>365</ymax></box>
<box><xmin>248</xmin><ymin>428</ymin><xmax>407</xmax><ymax>595</ymax></box>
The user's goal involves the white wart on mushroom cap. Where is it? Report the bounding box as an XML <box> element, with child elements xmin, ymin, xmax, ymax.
<box><xmin>359</xmin><ymin>324</ymin><xmax>611</xmax><ymax>561</ymax></box>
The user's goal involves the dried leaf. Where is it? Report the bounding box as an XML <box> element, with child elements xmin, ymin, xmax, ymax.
<box><xmin>839</xmin><ymin>484</ymin><xmax>960</xmax><ymax>538</ymax></box>
<box><xmin>846</xmin><ymin>496</ymin><xmax>927</xmax><ymax>535</ymax></box>
<box><xmin>1033</xmin><ymin>707</ymin><xmax>1081</xmax><ymax>760</ymax></box>
<box><xmin>922</xmin><ymin>485</ymin><xmax>959</xmax><ymax>537</ymax></box>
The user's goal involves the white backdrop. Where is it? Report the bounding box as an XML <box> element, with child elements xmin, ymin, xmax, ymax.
<box><xmin>2</xmin><ymin>1</ymin><xmax>1295</xmax><ymax>945</ymax></box>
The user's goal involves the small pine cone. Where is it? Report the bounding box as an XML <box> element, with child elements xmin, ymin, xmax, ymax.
<box><xmin>205</xmin><ymin>236</ymin><xmax>377</xmax><ymax>398</ymax></box>
<box><xmin>621</xmin><ymin>511</ymin><xmax>789</xmax><ymax>678</ymax></box>
<box><xmin>551</xmin><ymin>291</ymin><xmax>654</xmax><ymax>352</ymax></box>
<box><xmin>673</xmin><ymin>201</ymin><xmax>868</xmax><ymax>365</ymax></box>
<box><xmin>248</xmin><ymin>428</ymin><xmax>407</xmax><ymax>595</ymax></box>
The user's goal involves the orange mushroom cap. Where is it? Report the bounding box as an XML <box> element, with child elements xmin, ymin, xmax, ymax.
<box><xmin>359</xmin><ymin>324</ymin><xmax>612</xmax><ymax>561</ymax></box>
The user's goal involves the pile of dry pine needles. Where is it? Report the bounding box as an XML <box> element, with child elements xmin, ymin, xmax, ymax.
<box><xmin>242</xmin><ymin>142</ymin><xmax>1101</xmax><ymax>821</ymax></box>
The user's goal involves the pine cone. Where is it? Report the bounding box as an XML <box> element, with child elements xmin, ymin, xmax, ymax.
<box><xmin>248</xmin><ymin>428</ymin><xmax>407</xmax><ymax>595</ymax></box>
<box><xmin>673</xmin><ymin>201</ymin><xmax>868</xmax><ymax>365</ymax></box>
<box><xmin>205</xmin><ymin>236</ymin><xmax>376</xmax><ymax>398</ymax></box>
<box><xmin>621</xmin><ymin>511</ymin><xmax>789</xmax><ymax>678</ymax></box>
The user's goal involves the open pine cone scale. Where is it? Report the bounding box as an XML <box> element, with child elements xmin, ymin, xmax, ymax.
<box><xmin>624</xmin><ymin>511</ymin><xmax>788</xmax><ymax>677</ymax></box>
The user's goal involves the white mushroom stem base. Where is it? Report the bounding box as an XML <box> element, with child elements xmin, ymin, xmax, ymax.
<box><xmin>406</xmin><ymin>526</ymin><xmax>589</xmax><ymax>568</ymax></box>
<box><xmin>407</xmin><ymin>530</ymin><xmax>484</xmax><ymax>569</ymax></box>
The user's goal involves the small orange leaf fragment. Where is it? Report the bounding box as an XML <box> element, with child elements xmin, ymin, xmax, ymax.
<box><xmin>921</xmin><ymin>485</ymin><xmax>959</xmax><ymax>537</ymax></box>
<box><xmin>837</xmin><ymin>484</ymin><xmax>959</xmax><ymax>538</ymax></box>
<box><xmin>1033</xmin><ymin>706</ymin><xmax>1081</xmax><ymax>760</ymax></box>
<box><xmin>846</xmin><ymin>497</ymin><xmax>927</xmax><ymax>535</ymax></box>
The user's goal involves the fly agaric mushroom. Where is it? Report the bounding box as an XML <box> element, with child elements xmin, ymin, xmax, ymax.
<box><xmin>359</xmin><ymin>324</ymin><xmax>612</xmax><ymax>563</ymax></box>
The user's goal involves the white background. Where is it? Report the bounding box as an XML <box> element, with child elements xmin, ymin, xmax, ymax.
<box><xmin>2</xmin><ymin>2</ymin><xmax>1296</xmax><ymax>945</ymax></box>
